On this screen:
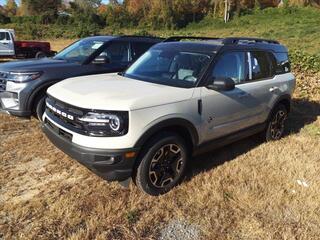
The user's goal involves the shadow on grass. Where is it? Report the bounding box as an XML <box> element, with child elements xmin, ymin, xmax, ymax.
<box><xmin>185</xmin><ymin>98</ymin><xmax>320</xmax><ymax>180</ymax></box>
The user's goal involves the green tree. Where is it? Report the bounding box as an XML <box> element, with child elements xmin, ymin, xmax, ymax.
<box><xmin>4</xmin><ymin>0</ymin><xmax>18</xmax><ymax>16</ymax></box>
<box><xmin>73</xmin><ymin>0</ymin><xmax>102</xmax><ymax>11</ymax></box>
<box><xmin>20</xmin><ymin>0</ymin><xmax>61</xmax><ymax>16</ymax></box>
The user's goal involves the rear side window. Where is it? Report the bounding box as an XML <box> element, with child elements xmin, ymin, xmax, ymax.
<box><xmin>131</xmin><ymin>42</ymin><xmax>155</xmax><ymax>61</ymax></box>
<box><xmin>212</xmin><ymin>51</ymin><xmax>247</xmax><ymax>84</ymax></box>
<box><xmin>249</xmin><ymin>51</ymin><xmax>274</xmax><ymax>80</ymax></box>
<box><xmin>274</xmin><ymin>52</ymin><xmax>291</xmax><ymax>74</ymax></box>
<box><xmin>100</xmin><ymin>41</ymin><xmax>130</xmax><ymax>63</ymax></box>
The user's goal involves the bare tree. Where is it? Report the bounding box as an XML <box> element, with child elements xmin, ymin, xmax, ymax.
<box><xmin>224</xmin><ymin>0</ymin><xmax>230</xmax><ymax>22</ymax></box>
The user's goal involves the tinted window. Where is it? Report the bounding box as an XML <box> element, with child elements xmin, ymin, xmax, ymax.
<box><xmin>54</xmin><ymin>39</ymin><xmax>105</xmax><ymax>63</ymax></box>
<box><xmin>0</xmin><ymin>32</ymin><xmax>9</xmax><ymax>41</ymax></box>
<box><xmin>125</xmin><ymin>49</ymin><xmax>212</xmax><ymax>88</ymax></box>
<box><xmin>274</xmin><ymin>52</ymin><xmax>290</xmax><ymax>74</ymax></box>
<box><xmin>131</xmin><ymin>42</ymin><xmax>155</xmax><ymax>61</ymax></box>
<box><xmin>100</xmin><ymin>41</ymin><xmax>130</xmax><ymax>63</ymax></box>
<box><xmin>212</xmin><ymin>52</ymin><xmax>247</xmax><ymax>84</ymax></box>
<box><xmin>250</xmin><ymin>51</ymin><xmax>273</xmax><ymax>80</ymax></box>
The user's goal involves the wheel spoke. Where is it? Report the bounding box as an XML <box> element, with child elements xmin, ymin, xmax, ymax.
<box><xmin>160</xmin><ymin>172</ymin><xmax>174</xmax><ymax>187</ymax></box>
<box><xmin>148</xmin><ymin>143</ymin><xmax>184</xmax><ymax>188</ymax></box>
<box><xmin>270</xmin><ymin>110</ymin><xmax>287</xmax><ymax>140</ymax></box>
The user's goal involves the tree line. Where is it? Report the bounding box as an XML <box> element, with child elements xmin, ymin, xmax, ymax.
<box><xmin>1</xmin><ymin>0</ymin><xmax>320</xmax><ymax>28</ymax></box>
<box><xmin>0</xmin><ymin>0</ymin><xmax>319</xmax><ymax>39</ymax></box>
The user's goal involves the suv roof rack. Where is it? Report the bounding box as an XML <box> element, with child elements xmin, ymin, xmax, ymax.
<box><xmin>222</xmin><ymin>37</ymin><xmax>279</xmax><ymax>45</ymax></box>
<box><xmin>119</xmin><ymin>35</ymin><xmax>164</xmax><ymax>40</ymax></box>
<box><xmin>163</xmin><ymin>36</ymin><xmax>280</xmax><ymax>45</ymax></box>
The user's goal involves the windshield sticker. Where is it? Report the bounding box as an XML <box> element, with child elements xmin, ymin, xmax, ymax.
<box><xmin>91</xmin><ymin>42</ymin><xmax>103</xmax><ymax>49</ymax></box>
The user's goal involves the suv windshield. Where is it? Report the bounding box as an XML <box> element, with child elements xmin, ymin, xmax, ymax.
<box><xmin>124</xmin><ymin>49</ymin><xmax>212</xmax><ymax>88</ymax></box>
<box><xmin>54</xmin><ymin>39</ymin><xmax>105</xmax><ymax>63</ymax></box>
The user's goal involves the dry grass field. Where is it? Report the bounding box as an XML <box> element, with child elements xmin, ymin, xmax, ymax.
<box><xmin>49</xmin><ymin>39</ymin><xmax>76</xmax><ymax>52</ymax></box>
<box><xmin>0</xmin><ymin>40</ymin><xmax>320</xmax><ymax>239</ymax></box>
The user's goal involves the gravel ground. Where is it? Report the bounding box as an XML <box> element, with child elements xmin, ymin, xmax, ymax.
<box><xmin>159</xmin><ymin>220</ymin><xmax>201</xmax><ymax>240</ymax></box>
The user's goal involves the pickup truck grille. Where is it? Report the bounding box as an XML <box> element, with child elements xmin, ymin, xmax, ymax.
<box><xmin>0</xmin><ymin>72</ymin><xmax>8</xmax><ymax>91</ymax></box>
<box><xmin>45</xmin><ymin>96</ymin><xmax>87</xmax><ymax>135</ymax></box>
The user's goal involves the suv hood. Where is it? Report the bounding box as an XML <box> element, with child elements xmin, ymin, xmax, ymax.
<box><xmin>47</xmin><ymin>73</ymin><xmax>195</xmax><ymax>111</ymax></box>
<box><xmin>0</xmin><ymin>58</ymin><xmax>77</xmax><ymax>71</ymax></box>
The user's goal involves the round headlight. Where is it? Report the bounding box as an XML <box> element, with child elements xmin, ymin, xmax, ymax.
<box><xmin>109</xmin><ymin>115</ymin><xmax>121</xmax><ymax>131</ymax></box>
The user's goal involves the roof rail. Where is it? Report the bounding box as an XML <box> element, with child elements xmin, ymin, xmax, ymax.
<box><xmin>222</xmin><ymin>37</ymin><xmax>279</xmax><ymax>45</ymax></box>
<box><xmin>163</xmin><ymin>36</ymin><xmax>222</xmax><ymax>42</ymax></box>
<box><xmin>163</xmin><ymin>36</ymin><xmax>280</xmax><ymax>45</ymax></box>
<box><xmin>119</xmin><ymin>35</ymin><xmax>164</xmax><ymax>40</ymax></box>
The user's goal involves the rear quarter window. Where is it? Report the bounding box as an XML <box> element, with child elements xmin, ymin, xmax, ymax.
<box><xmin>250</xmin><ymin>51</ymin><xmax>274</xmax><ymax>80</ymax></box>
<box><xmin>274</xmin><ymin>52</ymin><xmax>291</xmax><ymax>74</ymax></box>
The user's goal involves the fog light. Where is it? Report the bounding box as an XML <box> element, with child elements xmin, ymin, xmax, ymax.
<box><xmin>94</xmin><ymin>155</ymin><xmax>122</xmax><ymax>164</ymax></box>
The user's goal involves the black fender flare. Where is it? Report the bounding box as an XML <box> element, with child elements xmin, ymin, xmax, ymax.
<box><xmin>133</xmin><ymin>118</ymin><xmax>199</xmax><ymax>149</ymax></box>
<box><xmin>26</xmin><ymin>80</ymin><xmax>61</xmax><ymax>111</ymax></box>
<box><xmin>267</xmin><ymin>94</ymin><xmax>292</xmax><ymax>121</ymax></box>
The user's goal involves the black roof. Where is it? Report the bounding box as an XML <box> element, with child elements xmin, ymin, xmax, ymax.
<box><xmin>153</xmin><ymin>42</ymin><xmax>221</xmax><ymax>53</ymax></box>
<box><xmin>156</xmin><ymin>36</ymin><xmax>287</xmax><ymax>53</ymax></box>
<box><xmin>82</xmin><ymin>35</ymin><xmax>163</xmax><ymax>43</ymax></box>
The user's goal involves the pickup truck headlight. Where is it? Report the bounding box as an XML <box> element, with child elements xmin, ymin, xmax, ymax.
<box><xmin>6</xmin><ymin>72</ymin><xmax>42</xmax><ymax>83</ymax></box>
<box><xmin>78</xmin><ymin>112</ymin><xmax>128</xmax><ymax>137</ymax></box>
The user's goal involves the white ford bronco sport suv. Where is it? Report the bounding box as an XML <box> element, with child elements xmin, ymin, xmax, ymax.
<box><xmin>42</xmin><ymin>37</ymin><xmax>295</xmax><ymax>196</ymax></box>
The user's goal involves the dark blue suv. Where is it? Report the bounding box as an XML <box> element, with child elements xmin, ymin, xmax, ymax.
<box><xmin>0</xmin><ymin>35</ymin><xmax>162</xmax><ymax>120</ymax></box>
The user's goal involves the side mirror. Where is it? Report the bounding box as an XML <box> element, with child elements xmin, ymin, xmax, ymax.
<box><xmin>207</xmin><ymin>77</ymin><xmax>235</xmax><ymax>91</ymax></box>
<box><xmin>92</xmin><ymin>55</ymin><xmax>110</xmax><ymax>65</ymax></box>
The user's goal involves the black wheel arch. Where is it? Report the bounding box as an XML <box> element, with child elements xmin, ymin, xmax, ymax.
<box><xmin>26</xmin><ymin>80</ymin><xmax>61</xmax><ymax>111</ymax></box>
<box><xmin>133</xmin><ymin>118</ymin><xmax>199</xmax><ymax>151</ymax></box>
<box><xmin>268</xmin><ymin>94</ymin><xmax>292</xmax><ymax>120</ymax></box>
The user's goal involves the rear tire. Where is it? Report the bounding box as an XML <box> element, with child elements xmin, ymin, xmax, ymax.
<box><xmin>135</xmin><ymin>132</ymin><xmax>188</xmax><ymax>196</ymax></box>
<box><xmin>35</xmin><ymin>51</ymin><xmax>46</xmax><ymax>59</ymax></box>
<box><xmin>263</xmin><ymin>104</ymin><xmax>288</xmax><ymax>142</ymax></box>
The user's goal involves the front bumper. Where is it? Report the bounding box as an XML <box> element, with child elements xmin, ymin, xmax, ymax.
<box><xmin>0</xmin><ymin>79</ymin><xmax>32</xmax><ymax>117</ymax></box>
<box><xmin>42</xmin><ymin>120</ymin><xmax>139</xmax><ymax>182</ymax></box>
<box><xmin>0</xmin><ymin>93</ymin><xmax>31</xmax><ymax>117</ymax></box>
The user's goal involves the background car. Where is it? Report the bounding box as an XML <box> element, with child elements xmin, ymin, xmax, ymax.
<box><xmin>0</xmin><ymin>35</ymin><xmax>162</xmax><ymax>120</ymax></box>
<box><xmin>0</xmin><ymin>29</ymin><xmax>55</xmax><ymax>59</ymax></box>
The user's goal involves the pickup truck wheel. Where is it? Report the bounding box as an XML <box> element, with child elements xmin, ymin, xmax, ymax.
<box><xmin>33</xmin><ymin>95</ymin><xmax>46</xmax><ymax>121</ymax></box>
<box><xmin>135</xmin><ymin>132</ymin><xmax>188</xmax><ymax>196</ymax></box>
<box><xmin>264</xmin><ymin>104</ymin><xmax>288</xmax><ymax>141</ymax></box>
<box><xmin>35</xmin><ymin>51</ymin><xmax>46</xmax><ymax>59</ymax></box>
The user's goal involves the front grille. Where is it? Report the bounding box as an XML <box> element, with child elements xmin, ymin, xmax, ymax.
<box><xmin>46</xmin><ymin>96</ymin><xmax>87</xmax><ymax>135</ymax></box>
<box><xmin>0</xmin><ymin>72</ymin><xmax>8</xmax><ymax>91</ymax></box>
<box><xmin>46</xmin><ymin>95</ymin><xmax>129</xmax><ymax>137</ymax></box>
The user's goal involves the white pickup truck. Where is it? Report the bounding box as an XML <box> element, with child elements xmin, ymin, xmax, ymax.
<box><xmin>0</xmin><ymin>29</ymin><xmax>55</xmax><ymax>59</ymax></box>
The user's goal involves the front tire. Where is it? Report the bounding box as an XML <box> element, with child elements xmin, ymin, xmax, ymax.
<box><xmin>135</xmin><ymin>132</ymin><xmax>189</xmax><ymax>196</ymax></box>
<box><xmin>264</xmin><ymin>104</ymin><xmax>288</xmax><ymax>141</ymax></box>
<box><xmin>33</xmin><ymin>95</ymin><xmax>46</xmax><ymax>121</ymax></box>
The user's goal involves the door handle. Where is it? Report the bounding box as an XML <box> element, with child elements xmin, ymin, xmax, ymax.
<box><xmin>269</xmin><ymin>86</ymin><xmax>279</xmax><ymax>93</ymax></box>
